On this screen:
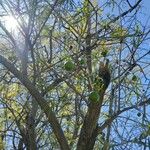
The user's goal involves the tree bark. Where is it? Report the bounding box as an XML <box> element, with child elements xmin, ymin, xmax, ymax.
<box><xmin>77</xmin><ymin>89</ymin><xmax>105</xmax><ymax>150</ymax></box>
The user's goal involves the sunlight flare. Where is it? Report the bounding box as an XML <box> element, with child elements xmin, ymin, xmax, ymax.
<box><xmin>3</xmin><ymin>16</ymin><xmax>19</xmax><ymax>32</ymax></box>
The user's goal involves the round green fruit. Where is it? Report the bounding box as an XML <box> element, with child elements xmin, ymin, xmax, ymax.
<box><xmin>89</xmin><ymin>91</ymin><xmax>100</xmax><ymax>102</ymax></box>
<box><xmin>64</xmin><ymin>61</ymin><xmax>75</xmax><ymax>71</ymax></box>
<box><xmin>132</xmin><ymin>75</ymin><xmax>137</xmax><ymax>81</ymax></box>
<box><xmin>137</xmin><ymin>112</ymin><xmax>141</xmax><ymax>117</ymax></box>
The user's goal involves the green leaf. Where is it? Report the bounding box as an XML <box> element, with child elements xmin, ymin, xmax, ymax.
<box><xmin>89</xmin><ymin>91</ymin><xmax>100</xmax><ymax>102</ymax></box>
<box><xmin>64</xmin><ymin>61</ymin><xmax>75</xmax><ymax>71</ymax></box>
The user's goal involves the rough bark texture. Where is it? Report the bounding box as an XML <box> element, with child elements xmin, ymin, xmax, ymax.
<box><xmin>77</xmin><ymin>61</ymin><xmax>110</xmax><ymax>150</ymax></box>
<box><xmin>77</xmin><ymin>90</ymin><xmax>105</xmax><ymax>150</ymax></box>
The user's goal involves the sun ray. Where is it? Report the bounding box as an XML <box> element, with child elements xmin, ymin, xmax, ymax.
<box><xmin>3</xmin><ymin>16</ymin><xmax>19</xmax><ymax>32</ymax></box>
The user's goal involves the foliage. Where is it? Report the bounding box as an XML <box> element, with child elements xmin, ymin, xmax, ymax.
<box><xmin>0</xmin><ymin>0</ymin><xmax>150</xmax><ymax>150</ymax></box>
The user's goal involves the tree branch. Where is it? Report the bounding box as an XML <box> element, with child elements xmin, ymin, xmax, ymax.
<box><xmin>0</xmin><ymin>55</ymin><xmax>70</xmax><ymax>150</ymax></box>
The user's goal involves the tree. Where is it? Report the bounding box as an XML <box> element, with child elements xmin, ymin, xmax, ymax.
<box><xmin>0</xmin><ymin>0</ymin><xmax>150</xmax><ymax>149</ymax></box>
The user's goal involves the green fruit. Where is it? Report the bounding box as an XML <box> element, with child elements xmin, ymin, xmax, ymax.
<box><xmin>132</xmin><ymin>75</ymin><xmax>137</xmax><ymax>81</ymax></box>
<box><xmin>89</xmin><ymin>91</ymin><xmax>100</xmax><ymax>102</ymax></box>
<box><xmin>137</xmin><ymin>112</ymin><xmax>141</xmax><ymax>117</ymax></box>
<box><xmin>64</xmin><ymin>61</ymin><xmax>75</xmax><ymax>71</ymax></box>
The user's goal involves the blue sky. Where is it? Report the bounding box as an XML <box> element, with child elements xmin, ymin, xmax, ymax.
<box><xmin>143</xmin><ymin>0</ymin><xmax>150</xmax><ymax>15</ymax></box>
<box><xmin>140</xmin><ymin>0</ymin><xmax>150</xmax><ymax>24</ymax></box>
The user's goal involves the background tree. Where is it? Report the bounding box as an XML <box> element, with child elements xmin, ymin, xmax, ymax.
<box><xmin>0</xmin><ymin>0</ymin><xmax>150</xmax><ymax>149</ymax></box>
